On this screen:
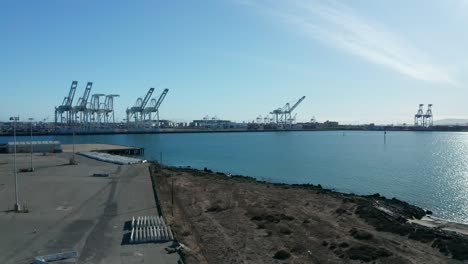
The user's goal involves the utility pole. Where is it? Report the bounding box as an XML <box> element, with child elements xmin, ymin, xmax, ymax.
<box><xmin>171</xmin><ymin>177</ymin><xmax>174</xmax><ymax>216</ymax></box>
<box><xmin>10</xmin><ymin>116</ymin><xmax>20</xmax><ymax>212</ymax></box>
<box><xmin>71</xmin><ymin>121</ymin><xmax>77</xmax><ymax>165</ymax></box>
<box><xmin>28</xmin><ymin>118</ymin><xmax>34</xmax><ymax>172</ymax></box>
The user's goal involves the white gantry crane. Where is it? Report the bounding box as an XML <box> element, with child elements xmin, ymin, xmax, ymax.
<box><xmin>414</xmin><ymin>104</ymin><xmax>424</xmax><ymax>126</ymax></box>
<box><xmin>144</xmin><ymin>88</ymin><xmax>169</xmax><ymax>124</ymax></box>
<box><xmin>55</xmin><ymin>81</ymin><xmax>120</xmax><ymax>130</ymax></box>
<box><xmin>104</xmin><ymin>95</ymin><xmax>120</xmax><ymax>123</ymax></box>
<box><xmin>270</xmin><ymin>96</ymin><xmax>306</xmax><ymax>126</ymax></box>
<box><xmin>87</xmin><ymin>94</ymin><xmax>106</xmax><ymax>125</ymax></box>
<box><xmin>72</xmin><ymin>82</ymin><xmax>93</xmax><ymax>124</ymax></box>
<box><xmin>423</xmin><ymin>104</ymin><xmax>433</xmax><ymax>127</ymax></box>
<box><xmin>126</xmin><ymin>88</ymin><xmax>154</xmax><ymax>123</ymax></box>
<box><xmin>414</xmin><ymin>104</ymin><xmax>434</xmax><ymax>127</ymax></box>
<box><xmin>55</xmin><ymin>81</ymin><xmax>78</xmax><ymax>126</ymax></box>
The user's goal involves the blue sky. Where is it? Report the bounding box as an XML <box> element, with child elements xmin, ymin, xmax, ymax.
<box><xmin>1</xmin><ymin>0</ymin><xmax>467</xmax><ymax>124</ymax></box>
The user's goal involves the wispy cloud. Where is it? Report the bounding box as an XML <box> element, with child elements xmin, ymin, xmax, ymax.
<box><xmin>239</xmin><ymin>0</ymin><xmax>459</xmax><ymax>86</ymax></box>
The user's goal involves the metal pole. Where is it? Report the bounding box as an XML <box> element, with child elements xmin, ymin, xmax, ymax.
<box><xmin>29</xmin><ymin>118</ymin><xmax>33</xmax><ymax>171</ymax></box>
<box><xmin>13</xmin><ymin>117</ymin><xmax>20</xmax><ymax>211</ymax></box>
<box><xmin>72</xmin><ymin>122</ymin><xmax>76</xmax><ymax>162</ymax></box>
<box><xmin>171</xmin><ymin>177</ymin><xmax>174</xmax><ymax>216</ymax></box>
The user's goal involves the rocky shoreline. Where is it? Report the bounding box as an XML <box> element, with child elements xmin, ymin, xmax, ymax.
<box><xmin>152</xmin><ymin>164</ymin><xmax>468</xmax><ymax>263</ymax></box>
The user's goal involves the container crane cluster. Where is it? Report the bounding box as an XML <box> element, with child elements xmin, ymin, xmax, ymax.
<box><xmin>55</xmin><ymin>81</ymin><xmax>170</xmax><ymax>131</ymax></box>
<box><xmin>265</xmin><ymin>96</ymin><xmax>306</xmax><ymax>126</ymax></box>
<box><xmin>414</xmin><ymin>104</ymin><xmax>433</xmax><ymax>127</ymax></box>
<box><xmin>55</xmin><ymin>81</ymin><xmax>120</xmax><ymax>130</ymax></box>
<box><xmin>126</xmin><ymin>88</ymin><xmax>169</xmax><ymax>127</ymax></box>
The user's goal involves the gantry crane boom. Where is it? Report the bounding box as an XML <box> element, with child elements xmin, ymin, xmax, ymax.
<box><xmin>55</xmin><ymin>81</ymin><xmax>78</xmax><ymax>126</ymax></box>
<box><xmin>288</xmin><ymin>96</ymin><xmax>306</xmax><ymax>113</ymax></box>
<box><xmin>75</xmin><ymin>82</ymin><xmax>93</xmax><ymax>108</ymax></box>
<box><xmin>153</xmin><ymin>89</ymin><xmax>168</xmax><ymax>111</ymax></box>
<box><xmin>81</xmin><ymin>82</ymin><xmax>92</xmax><ymax>107</ymax></box>
<box><xmin>126</xmin><ymin>88</ymin><xmax>155</xmax><ymax>122</ymax></box>
<box><xmin>65</xmin><ymin>81</ymin><xmax>78</xmax><ymax>107</ymax></box>
<box><xmin>140</xmin><ymin>88</ymin><xmax>154</xmax><ymax>109</ymax></box>
<box><xmin>268</xmin><ymin>96</ymin><xmax>306</xmax><ymax>125</ymax></box>
<box><xmin>143</xmin><ymin>89</ymin><xmax>169</xmax><ymax>122</ymax></box>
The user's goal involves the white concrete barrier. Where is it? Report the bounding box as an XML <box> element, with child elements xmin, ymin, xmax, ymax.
<box><xmin>79</xmin><ymin>151</ymin><xmax>142</xmax><ymax>165</ymax></box>
<box><xmin>34</xmin><ymin>251</ymin><xmax>78</xmax><ymax>264</ymax></box>
<box><xmin>128</xmin><ymin>215</ymin><xmax>174</xmax><ymax>243</ymax></box>
<box><xmin>154</xmin><ymin>216</ymin><xmax>159</xmax><ymax>225</ymax></box>
<box><xmin>156</xmin><ymin>226</ymin><xmax>161</xmax><ymax>240</ymax></box>
<box><xmin>167</xmin><ymin>226</ymin><xmax>174</xmax><ymax>240</ymax></box>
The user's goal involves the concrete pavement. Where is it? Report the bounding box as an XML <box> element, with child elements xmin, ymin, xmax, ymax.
<box><xmin>0</xmin><ymin>152</ymin><xmax>179</xmax><ymax>263</ymax></box>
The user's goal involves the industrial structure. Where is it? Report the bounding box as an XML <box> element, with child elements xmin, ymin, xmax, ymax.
<box><xmin>269</xmin><ymin>96</ymin><xmax>306</xmax><ymax>126</ymax></box>
<box><xmin>191</xmin><ymin>116</ymin><xmax>241</xmax><ymax>129</ymax></box>
<box><xmin>72</xmin><ymin>82</ymin><xmax>92</xmax><ymax>124</ymax></box>
<box><xmin>126</xmin><ymin>88</ymin><xmax>169</xmax><ymax>127</ymax></box>
<box><xmin>54</xmin><ymin>81</ymin><xmax>120</xmax><ymax>130</ymax></box>
<box><xmin>126</xmin><ymin>88</ymin><xmax>154</xmax><ymax>123</ymax></box>
<box><xmin>54</xmin><ymin>82</ymin><xmax>170</xmax><ymax>131</ymax></box>
<box><xmin>423</xmin><ymin>104</ymin><xmax>433</xmax><ymax>127</ymax></box>
<box><xmin>143</xmin><ymin>89</ymin><xmax>169</xmax><ymax>122</ymax></box>
<box><xmin>55</xmin><ymin>81</ymin><xmax>77</xmax><ymax>126</ymax></box>
<box><xmin>414</xmin><ymin>104</ymin><xmax>433</xmax><ymax>127</ymax></box>
<box><xmin>414</xmin><ymin>104</ymin><xmax>424</xmax><ymax>126</ymax></box>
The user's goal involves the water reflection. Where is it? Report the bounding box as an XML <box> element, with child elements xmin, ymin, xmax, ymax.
<box><xmin>6</xmin><ymin>131</ymin><xmax>466</xmax><ymax>223</ymax></box>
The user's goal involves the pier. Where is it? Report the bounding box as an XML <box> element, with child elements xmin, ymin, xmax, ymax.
<box><xmin>61</xmin><ymin>143</ymin><xmax>144</xmax><ymax>155</ymax></box>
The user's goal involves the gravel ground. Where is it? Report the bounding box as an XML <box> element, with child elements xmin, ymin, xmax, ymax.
<box><xmin>153</xmin><ymin>165</ymin><xmax>466</xmax><ymax>264</ymax></box>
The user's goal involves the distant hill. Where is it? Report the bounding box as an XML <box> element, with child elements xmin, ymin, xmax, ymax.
<box><xmin>434</xmin><ymin>119</ymin><xmax>468</xmax><ymax>126</ymax></box>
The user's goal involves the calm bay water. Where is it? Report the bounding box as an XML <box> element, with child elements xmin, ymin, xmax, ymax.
<box><xmin>3</xmin><ymin>131</ymin><xmax>468</xmax><ymax>223</ymax></box>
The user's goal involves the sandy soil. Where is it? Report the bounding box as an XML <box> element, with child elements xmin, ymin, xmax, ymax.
<box><xmin>409</xmin><ymin>216</ymin><xmax>468</xmax><ymax>236</ymax></box>
<box><xmin>152</xmin><ymin>165</ymin><xmax>468</xmax><ymax>264</ymax></box>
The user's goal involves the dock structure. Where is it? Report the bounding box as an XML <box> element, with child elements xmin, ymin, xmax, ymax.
<box><xmin>0</xmin><ymin>141</ymin><xmax>62</xmax><ymax>154</ymax></box>
<box><xmin>61</xmin><ymin>143</ymin><xmax>144</xmax><ymax>155</ymax></box>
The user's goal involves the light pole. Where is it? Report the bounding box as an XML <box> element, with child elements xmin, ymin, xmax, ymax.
<box><xmin>9</xmin><ymin>116</ymin><xmax>20</xmax><ymax>212</ymax></box>
<box><xmin>70</xmin><ymin>119</ymin><xmax>77</xmax><ymax>165</ymax></box>
<box><xmin>73</xmin><ymin>123</ymin><xmax>75</xmax><ymax>161</ymax></box>
<box><xmin>28</xmin><ymin>118</ymin><xmax>34</xmax><ymax>172</ymax></box>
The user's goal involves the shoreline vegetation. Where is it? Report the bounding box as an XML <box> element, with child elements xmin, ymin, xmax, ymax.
<box><xmin>151</xmin><ymin>163</ymin><xmax>468</xmax><ymax>263</ymax></box>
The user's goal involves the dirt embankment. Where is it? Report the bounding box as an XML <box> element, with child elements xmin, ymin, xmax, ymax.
<box><xmin>151</xmin><ymin>165</ymin><xmax>468</xmax><ymax>264</ymax></box>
